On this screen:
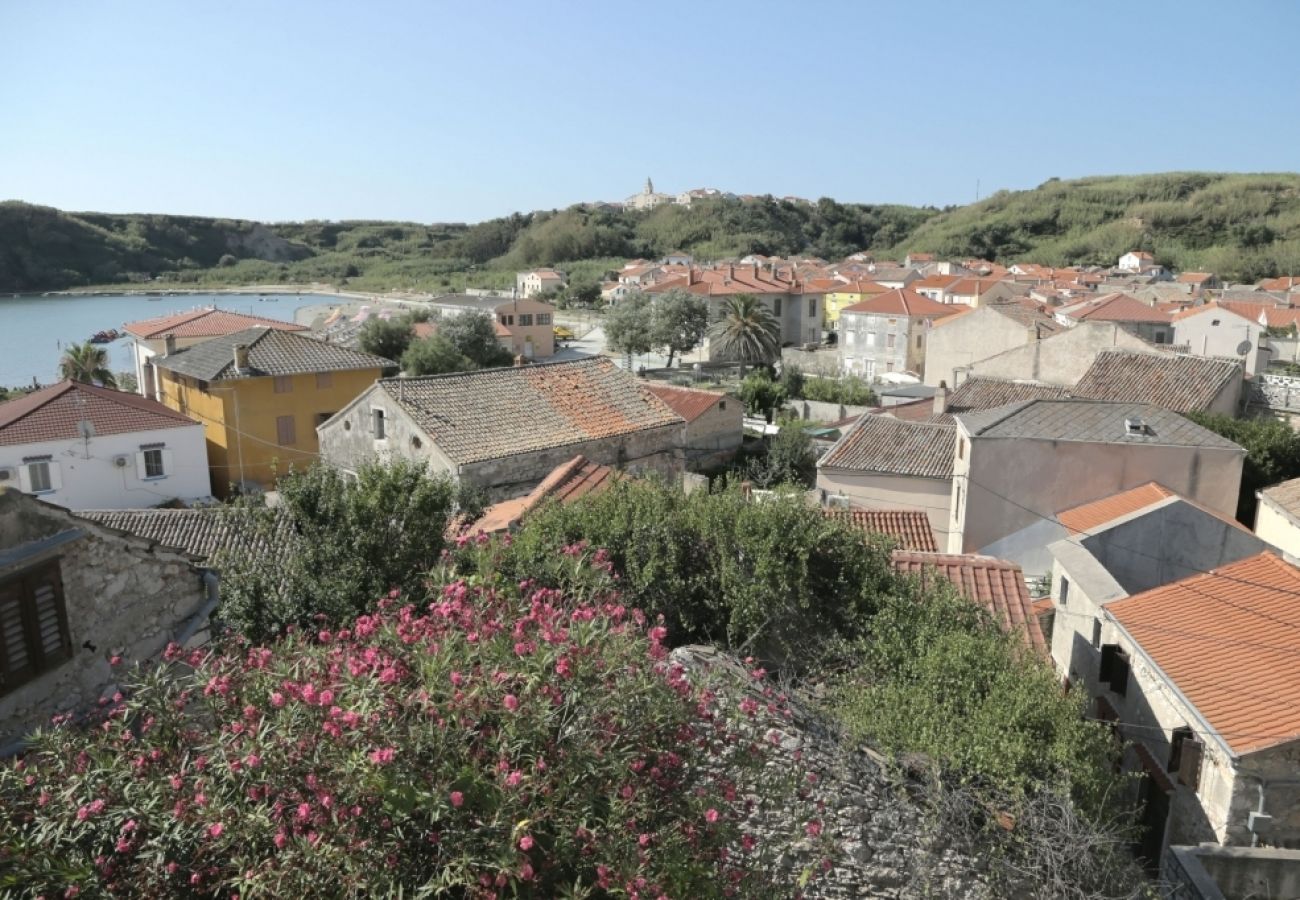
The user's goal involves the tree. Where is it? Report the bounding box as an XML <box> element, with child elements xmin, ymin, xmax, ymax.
<box><xmin>357</xmin><ymin>317</ymin><xmax>413</xmax><ymax>362</ymax></box>
<box><xmin>604</xmin><ymin>291</ymin><xmax>656</xmax><ymax>367</ymax></box>
<box><xmin>651</xmin><ymin>289</ymin><xmax>709</xmax><ymax>367</ymax></box>
<box><xmin>401</xmin><ymin>333</ymin><xmax>473</xmax><ymax>376</ymax></box>
<box><xmin>58</xmin><ymin>342</ymin><xmax>116</xmax><ymax>387</ymax></box>
<box><xmin>568</xmin><ymin>280</ymin><xmax>602</xmax><ymax>307</ymax></box>
<box><xmin>737</xmin><ymin>369</ymin><xmax>787</xmax><ymax>421</ymax></box>
<box><xmin>440</xmin><ymin>310</ymin><xmax>514</xmax><ymax>368</ymax></box>
<box><xmin>215</xmin><ymin>460</ymin><xmax>461</xmax><ymax>641</ymax></box>
<box><xmin>750</xmin><ymin>423</ymin><xmax>816</xmax><ymax>488</ymax></box>
<box><xmin>1186</xmin><ymin>412</ymin><xmax>1300</xmax><ymax>522</ymax></box>
<box><xmin>708</xmin><ymin>294</ymin><xmax>781</xmax><ymax>375</ymax></box>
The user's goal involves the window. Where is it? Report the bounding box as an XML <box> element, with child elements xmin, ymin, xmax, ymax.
<box><xmin>315</xmin><ymin>372</ymin><xmax>333</xmax><ymax>390</ymax></box>
<box><xmin>1059</xmin><ymin>576</ymin><xmax>1070</xmax><ymax>607</ymax></box>
<box><xmin>1211</xmin><ymin>319</ymin><xmax>1221</xmax><ymax>327</ymax></box>
<box><xmin>718</xmin><ymin>400</ymin><xmax>726</xmax><ymax>410</ymax></box>
<box><xmin>273</xmin><ymin>375</ymin><xmax>293</xmax><ymax>394</ymax></box>
<box><xmin>372</xmin><ymin>409</ymin><xmax>386</xmax><ymax>440</ymax></box>
<box><xmin>916</xmin><ymin>335</ymin><xmax>923</xmax><ymax>348</ymax></box>
<box><xmin>501</xmin><ymin>315</ymin><xmax>514</xmax><ymax>326</ymax></box>
<box><xmin>316</xmin><ymin>412</ymin><xmax>335</xmax><ymax>428</ymax></box>
<box><xmin>1168</xmin><ymin>727</ymin><xmax>1202</xmax><ymax>792</ymax></box>
<box><xmin>886</xmin><ymin>333</ymin><xmax>896</xmax><ymax>349</ymax></box>
<box><xmin>1091</xmin><ymin>618</ymin><xmax>1102</xmax><ymax>648</ymax></box>
<box><xmin>773</xmin><ymin>298</ymin><xmax>782</xmax><ymax>316</ymax></box>
<box><xmin>26</xmin><ymin>461</ymin><xmax>52</xmax><ymax>493</ymax></box>
<box><xmin>276</xmin><ymin>415</ymin><xmax>297</xmax><ymax>446</ymax></box>
<box><xmin>1153</xmin><ymin>332</ymin><xmax>1168</xmax><ymax>344</ymax></box>
<box><xmin>866</xmin><ymin>332</ymin><xmax>876</xmax><ymax>347</ymax></box>
<box><xmin>143</xmin><ymin>448</ymin><xmax>165</xmax><ymax>479</ymax></box>
<box><xmin>519</xmin><ymin>314</ymin><xmax>533</xmax><ymax>326</ymax></box>
<box><xmin>807</xmin><ymin>298</ymin><xmax>817</xmax><ymax>317</ymax></box>
<box><xmin>1098</xmin><ymin>644</ymin><xmax>1130</xmax><ymax>696</ymax></box>
<box><xmin>0</xmin><ymin>561</ymin><xmax>72</xmax><ymax>696</ymax></box>
<box><xmin>537</xmin><ymin>313</ymin><xmax>552</xmax><ymax>325</ymax></box>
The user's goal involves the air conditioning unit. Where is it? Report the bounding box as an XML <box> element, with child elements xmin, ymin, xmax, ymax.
<box><xmin>0</xmin><ymin>467</ymin><xmax>13</xmax><ymax>482</ymax></box>
<box><xmin>112</xmin><ymin>455</ymin><xmax>131</xmax><ymax>469</ymax></box>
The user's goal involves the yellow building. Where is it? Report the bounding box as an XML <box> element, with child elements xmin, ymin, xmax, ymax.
<box><xmin>151</xmin><ymin>326</ymin><xmax>393</xmax><ymax>496</ymax></box>
<box><xmin>823</xmin><ymin>280</ymin><xmax>889</xmax><ymax>327</ymax></box>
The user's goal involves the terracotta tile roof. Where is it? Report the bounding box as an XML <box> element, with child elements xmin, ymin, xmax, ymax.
<box><xmin>933</xmin><ymin>306</ymin><xmax>977</xmax><ymax>327</ymax></box>
<box><xmin>945</xmin><ymin>378</ymin><xmax>1070</xmax><ymax>413</ymax></box>
<box><xmin>911</xmin><ymin>275</ymin><xmax>961</xmax><ymax>290</ymax></box>
<box><xmin>153</xmin><ymin>326</ymin><xmax>394</xmax><ymax>381</ymax></box>
<box><xmin>380</xmin><ymin>358</ymin><xmax>683</xmax><ymax>465</ymax></box>
<box><xmin>1072</xmin><ymin>350</ymin><xmax>1241</xmax><ymax>414</ymax></box>
<box><xmin>1058</xmin><ymin>482</ymin><xmax>1176</xmax><ymax>534</ymax></box>
<box><xmin>77</xmin><ymin>506</ymin><xmax>292</xmax><ymax>565</ymax></box>
<box><xmin>1060</xmin><ymin>292</ymin><xmax>1172</xmax><ymax>324</ymax></box>
<box><xmin>819</xmin><ymin>415</ymin><xmax>955</xmax><ymax>479</ymax></box>
<box><xmin>825</xmin><ymin>507</ymin><xmax>938</xmax><ymax>552</ymax></box>
<box><xmin>1259</xmin><ymin>476</ymin><xmax>1300</xmax><ymax>519</ymax></box>
<box><xmin>873</xmin><ymin>398</ymin><xmax>950</xmax><ymax>425</ymax></box>
<box><xmin>841</xmin><ymin>288</ymin><xmax>951</xmax><ymax>318</ymax></box>
<box><xmin>466</xmin><ymin>455</ymin><xmax>617</xmax><ymax>535</ymax></box>
<box><xmin>827</xmin><ymin>280</ymin><xmax>889</xmax><ymax>295</ymax></box>
<box><xmin>1107</xmin><ymin>552</ymin><xmax>1300</xmax><ymax>754</ymax></box>
<box><xmin>0</xmin><ymin>380</ymin><xmax>199</xmax><ymax>447</ymax></box>
<box><xmin>1176</xmin><ymin>272</ymin><xmax>1215</xmax><ymax>285</ymax></box>
<box><xmin>891</xmin><ymin>551</ymin><xmax>1048</xmax><ymax>655</ymax></box>
<box><xmin>945</xmin><ymin>277</ymin><xmax>1001</xmax><ymax>297</ymax></box>
<box><xmin>1170</xmin><ymin>301</ymin><xmax>1251</xmax><ymax>323</ymax></box>
<box><xmin>1259</xmin><ymin>276</ymin><xmax>1300</xmax><ymax>292</ymax></box>
<box><xmin>988</xmin><ymin>300</ymin><xmax>1063</xmax><ymax>336</ymax></box>
<box><xmin>645</xmin><ymin>384</ymin><xmax>725</xmax><ymax>423</ymax></box>
<box><xmin>645</xmin><ymin>266</ymin><xmax>814</xmax><ymax>297</ymax></box>
<box><xmin>123</xmin><ymin>308</ymin><xmax>308</xmax><ymax>339</ymax></box>
<box><xmin>1257</xmin><ymin>307</ymin><xmax>1300</xmax><ymax>329</ymax></box>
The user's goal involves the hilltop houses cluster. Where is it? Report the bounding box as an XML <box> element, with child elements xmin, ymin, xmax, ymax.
<box><xmin>6</xmin><ymin>244</ymin><xmax>1300</xmax><ymax>893</ymax></box>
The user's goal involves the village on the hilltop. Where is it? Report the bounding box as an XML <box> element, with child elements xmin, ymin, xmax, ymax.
<box><xmin>6</xmin><ymin>232</ymin><xmax>1300</xmax><ymax>896</ymax></box>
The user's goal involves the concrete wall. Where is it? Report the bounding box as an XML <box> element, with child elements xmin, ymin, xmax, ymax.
<box><xmin>950</xmin><ymin>434</ymin><xmax>1244</xmax><ymax>564</ymax></box>
<box><xmin>0</xmin><ymin>490</ymin><xmax>208</xmax><ymax>748</ymax></box>
<box><xmin>1255</xmin><ymin>498</ymin><xmax>1300</xmax><ymax>559</ymax></box>
<box><xmin>784</xmin><ymin>399</ymin><xmax>872</xmax><ymax>423</ymax></box>
<box><xmin>958</xmin><ymin>321</ymin><xmax>1160</xmax><ymax>387</ymax></box>
<box><xmin>0</xmin><ymin>423</ymin><xmax>210</xmax><ymax>510</ymax></box>
<box><xmin>924</xmin><ymin>307</ymin><xmax>1035</xmax><ymax>388</ymax></box>
<box><xmin>1167</xmin><ymin>845</ymin><xmax>1300</xmax><ymax>900</ymax></box>
<box><xmin>1173</xmin><ymin>310</ymin><xmax>1266</xmax><ymax>376</ymax></box>
<box><xmin>815</xmin><ymin>468</ymin><xmax>952</xmax><ymax>545</ymax></box>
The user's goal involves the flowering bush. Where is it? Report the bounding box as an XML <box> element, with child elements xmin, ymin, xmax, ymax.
<box><xmin>0</xmin><ymin>548</ymin><xmax>811</xmax><ymax>897</ymax></box>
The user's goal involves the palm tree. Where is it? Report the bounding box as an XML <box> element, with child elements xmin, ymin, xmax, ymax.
<box><xmin>58</xmin><ymin>342</ymin><xmax>117</xmax><ymax>388</ymax></box>
<box><xmin>707</xmin><ymin>294</ymin><xmax>781</xmax><ymax>376</ymax></box>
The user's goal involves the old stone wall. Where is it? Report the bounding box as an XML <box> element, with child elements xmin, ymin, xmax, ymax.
<box><xmin>0</xmin><ymin>492</ymin><xmax>208</xmax><ymax>748</ymax></box>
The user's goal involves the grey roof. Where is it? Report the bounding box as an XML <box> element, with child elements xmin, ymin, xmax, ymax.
<box><xmin>819</xmin><ymin>414</ymin><xmax>956</xmax><ymax>479</ymax></box>
<box><xmin>1260</xmin><ymin>477</ymin><xmax>1300</xmax><ymax>518</ymax></box>
<box><xmin>877</xmin><ymin>382</ymin><xmax>938</xmax><ymax>400</ymax></box>
<box><xmin>378</xmin><ymin>357</ymin><xmax>684</xmax><ymax>465</ymax></box>
<box><xmin>1072</xmin><ymin>350</ymin><xmax>1242</xmax><ymax>414</ymax></box>
<box><xmin>152</xmin><ymin>326</ymin><xmax>394</xmax><ymax>381</ymax></box>
<box><xmin>945</xmin><ymin>378</ymin><xmax>1070</xmax><ymax>413</ymax></box>
<box><xmin>76</xmin><ymin>507</ymin><xmax>292</xmax><ymax>564</ymax></box>
<box><xmin>955</xmin><ymin>399</ymin><xmax>1242</xmax><ymax>449</ymax></box>
<box><xmin>428</xmin><ymin>293</ymin><xmax>517</xmax><ymax>312</ymax></box>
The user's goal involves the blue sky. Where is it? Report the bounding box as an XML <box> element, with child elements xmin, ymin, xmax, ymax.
<box><xmin>3</xmin><ymin>0</ymin><xmax>1297</xmax><ymax>223</ymax></box>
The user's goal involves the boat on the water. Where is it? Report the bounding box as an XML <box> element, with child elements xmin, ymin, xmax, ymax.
<box><xmin>88</xmin><ymin>328</ymin><xmax>120</xmax><ymax>344</ymax></box>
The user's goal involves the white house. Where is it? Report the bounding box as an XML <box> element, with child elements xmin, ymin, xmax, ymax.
<box><xmin>1118</xmin><ymin>250</ymin><xmax>1157</xmax><ymax>273</ymax></box>
<box><xmin>0</xmin><ymin>381</ymin><xmax>210</xmax><ymax>510</ymax></box>
<box><xmin>515</xmin><ymin>269</ymin><xmax>567</xmax><ymax>299</ymax></box>
<box><xmin>1171</xmin><ymin>302</ymin><xmax>1270</xmax><ymax>375</ymax></box>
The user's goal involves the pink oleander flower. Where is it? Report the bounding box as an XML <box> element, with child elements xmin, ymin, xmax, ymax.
<box><xmin>503</xmin><ymin>694</ymin><xmax>519</xmax><ymax>711</ymax></box>
<box><xmin>705</xmin><ymin>808</ymin><xmax>720</xmax><ymax>823</ymax></box>
<box><xmin>450</xmin><ymin>791</ymin><xmax>464</xmax><ymax>808</ymax></box>
<box><xmin>519</xmin><ymin>834</ymin><xmax>534</xmax><ymax>851</ymax></box>
<box><xmin>273</xmin><ymin>832</ymin><xmax>287</xmax><ymax>849</ymax></box>
<box><xmin>368</xmin><ymin>747</ymin><xmax>396</xmax><ymax>765</ymax></box>
<box><xmin>805</xmin><ymin>819</ymin><xmax>822</xmax><ymax>837</ymax></box>
<box><xmin>269</xmin><ymin>692</ymin><xmax>285</xmax><ymax>708</ymax></box>
<box><xmin>208</xmin><ymin>822</ymin><xmax>224</xmax><ymax>838</ymax></box>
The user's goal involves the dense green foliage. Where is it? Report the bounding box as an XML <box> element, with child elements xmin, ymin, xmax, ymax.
<box><xmin>738</xmin><ymin>369</ymin><xmax>787</xmax><ymax>420</ymax></box>
<box><xmin>798</xmin><ymin>374</ymin><xmax>876</xmax><ymax>406</ymax></box>
<box><xmin>440</xmin><ymin>310</ymin><xmax>515</xmax><ymax>368</ymax></box>
<box><xmin>0</xmin><ymin>552</ymin><xmax>809</xmax><ymax>896</ymax></box>
<box><xmin>709</xmin><ymin>295</ymin><xmax>781</xmax><ymax>370</ymax></box>
<box><xmin>401</xmin><ymin>333</ymin><xmax>473</xmax><ymax>376</ymax></box>
<box><xmin>215</xmin><ymin>460</ymin><xmax>461</xmax><ymax>641</ymax></box>
<box><xmin>57</xmin><ymin>342</ymin><xmax>116</xmax><ymax>387</ymax></box>
<box><xmin>836</xmin><ymin>581</ymin><xmax>1123</xmax><ymax>821</ymax></box>
<box><xmin>651</xmin><ymin>288</ymin><xmax>710</xmax><ymax>366</ymax></box>
<box><xmin>604</xmin><ymin>292</ymin><xmax>657</xmax><ymax>365</ymax></box>
<box><xmin>8</xmin><ymin>174</ymin><xmax>1299</xmax><ymax>293</ymax></box>
<box><xmin>1185</xmin><ymin>412</ymin><xmax>1300</xmax><ymax>522</ymax></box>
<box><xmin>747</xmin><ymin>424</ymin><xmax>817</xmax><ymax>488</ymax></box>
<box><xmin>901</xmin><ymin>172</ymin><xmax>1300</xmax><ymax>280</ymax></box>
<box><xmin>356</xmin><ymin>316</ymin><xmax>415</xmax><ymax>362</ymax></box>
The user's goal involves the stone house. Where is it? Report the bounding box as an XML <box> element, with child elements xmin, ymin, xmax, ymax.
<box><xmin>1254</xmin><ymin>476</ymin><xmax>1300</xmax><ymax>559</ymax></box>
<box><xmin>318</xmin><ymin>358</ymin><xmax>685</xmax><ymax>502</ymax></box>
<box><xmin>837</xmin><ymin>288</ymin><xmax>950</xmax><ymax>380</ymax></box>
<box><xmin>459</xmin><ymin>455</ymin><xmax>616</xmax><ymax>536</ymax></box>
<box><xmin>948</xmin><ymin>400</ymin><xmax>1245</xmax><ymax>573</ymax></box>
<box><xmin>0</xmin><ymin>489</ymin><xmax>212</xmax><ymax>750</ymax></box>
<box><xmin>815</xmin><ymin>415</ymin><xmax>955</xmax><ymax>547</ymax></box>
<box><xmin>123</xmin><ymin>308</ymin><xmax>308</xmax><ymax>401</ymax></box>
<box><xmin>0</xmin><ymin>380</ymin><xmax>210</xmax><ymax>510</ymax></box>
<box><xmin>1048</xmin><ymin>547</ymin><xmax>1300</xmax><ymax>865</ymax></box>
<box><xmin>923</xmin><ymin>302</ymin><xmax>1062</xmax><ymax>388</ymax></box>
<box><xmin>954</xmin><ymin>320</ymin><xmax>1172</xmax><ymax>387</ymax></box>
<box><xmin>645</xmin><ymin>384</ymin><xmax>742</xmax><ymax>471</ymax></box>
<box><xmin>1055</xmin><ymin>292</ymin><xmax>1176</xmax><ymax>344</ymax></box>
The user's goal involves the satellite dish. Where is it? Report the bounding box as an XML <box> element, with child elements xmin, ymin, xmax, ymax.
<box><xmin>1236</xmin><ymin>340</ymin><xmax>1253</xmax><ymax>356</ymax></box>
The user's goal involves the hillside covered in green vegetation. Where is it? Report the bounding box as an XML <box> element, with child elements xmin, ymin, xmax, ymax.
<box><xmin>3</xmin><ymin>172</ymin><xmax>1298</xmax><ymax>293</ymax></box>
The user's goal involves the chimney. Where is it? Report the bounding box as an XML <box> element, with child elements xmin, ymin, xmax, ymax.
<box><xmin>728</xmin><ymin>264</ymin><xmax>735</xmax><ymax>280</ymax></box>
<box><xmin>163</xmin><ymin>332</ymin><xmax>177</xmax><ymax>355</ymax></box>
<box><xmin>933</xmin><ymin>381</ymin><xmax>948</xmax><ymax>415</ymax></box>
<box><xmin>751</xmin><ymin>262</ymin><xmax>759</xmax><ymax>279</ymax></box>
<box><xmin>233</xmin><ymin>343</ymin><xmax>250</xmax><ymax>373</ymax></box>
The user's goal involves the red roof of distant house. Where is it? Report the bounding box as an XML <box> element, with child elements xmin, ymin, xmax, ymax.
<box><xmin>890</xmin><ymin>551</ymin><xmax>1048</xmax><ymax>655</ymax></box>
<box><xmin>825</xmin><ymin>507</ymin><xmax>938</xmax><ymax>552</ymax></box>
<box><xmin>644</xmin><ymin>384</ymin><xmax>725</xmax><ymax>423</ymax></box>
<box><xmin>828</xmin><ymin>280</ymin><xmax>890</xmax><ymax>295</ymax></box>
<box><xmin>124</xmin><ymin>308</ymin><xmax>308</xmax><ymax>340</ymax></box>
<box><xmin>1058</xmin><ymin>482</ymin><xmax>1177</xmax><ymax>534</ymax></box>
<box><xmin>645</xmin><ymin>265</ymin><xmax>818</xmax><ymax>297</ymax></box>
<box><xmin>1176</xmin><ymin>272</ymin><xmax>1215</xmax><ymax>285</ymax></box>
<box><xmin>1060</xmin><ymin>292</ymin><xmax>1172</xmax><ymax>324</ymax></box>
<box><xmin>1258</xmin><ymin>276</ymin><xmax>1300</xmax><ymax>292</ymax></box>
<box><xmin>411</xmin><ymin>322</ymin><xmax>438</xmax><ymax>339</ymax></box>
<box><xmin>1107</xmin><ymin>552</ymin><xmax>1300</xmax><ymax>754</ymax></box>
<box><xmin>841</xmin><ymin>288</ymin><xmax>951</xmax><ymax>318</ymax></box>
<box><xmin>911</xmin><ymin>275</ymin><xmax>961</xmax><ymax>291</ymax></box>
<box><xmin>0</xmin><ymin>380</ymin><xmax>199</xmax><ymax>446</ymax></box>
<box><xmin>465</xmin><ymin>455</ymin><xmax>616</xmax><ymax>535</ymax></box>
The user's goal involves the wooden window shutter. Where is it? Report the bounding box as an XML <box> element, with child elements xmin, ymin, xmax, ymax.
<box><xmin>1099</xmin><ymin>644</ymin><xmax>1117</xmax><ymax>682</ymax></box>
<box><xmin>1177</xmin><ymin>737</ymin><xmax>1203</xmax><ymax>793</ymax></box>
<box><xmin>29</xmin><ymin>564</ymin><xmax>71</xmax><ymax>668</ymax></box>
<box><xmin>1110</xmin><ymin>649</ymin><xmax>1130</xmax><ymax>697</ymax></box>
<box><xmin>276</xmin><ymin>415</ymin><xmax>297</xmax><ymax>446</ymax></box>
<box><xmin>0</xmin><ymin>581</ymin><xmax>33</xmax><ymax>689</ymax></box>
